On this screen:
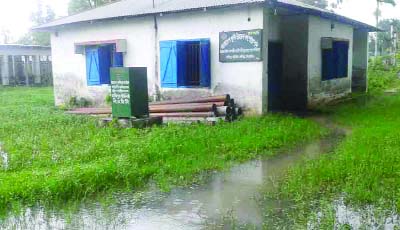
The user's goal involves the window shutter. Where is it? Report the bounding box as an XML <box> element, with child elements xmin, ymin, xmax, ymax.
<box><xmin>113</xmin><ymin>44</ymin><xmax>124</xmax><ymax>67</ymax></box>
<box><xmin>177</xmin><ymin>41</ymin><xmax>188</xmax><ymax>87</ymax></box>
<box><xmin>98</xmin><ymin>46</ymin><xmax>112</xmax><ymax>84</ymax></box>
<box><xmin>86</xmin><ymin>48</ymin><xmax>100</xmax><ymax>86</ymax></box>
<box><xmin>160</xmin><ymin>41</ymin><xmax>178</xmax><ymax>88</ymax></box>
<box><xmin>200</xmin><ymin>39</ymin><xmax>211</xmax><ymax>87</ymax></box>
<box><xmin>333</xmin><ymin>41</ymin><xmax>349</xmax><ymax>78</ymax></box>
<box><xmin>322</xmin><ymin>49</ymin><xmax>334</xmax><ymax>80</ymax></box>
<box><xmin>113</xmin><ymin>52</ymin><xmax>124</xmax><ymax>67</ymax></box>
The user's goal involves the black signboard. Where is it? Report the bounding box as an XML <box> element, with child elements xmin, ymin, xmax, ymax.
<box><xmin>219</xmin><ymin>29</ymin><xmax>263</xmax><ymax>62</ymax></box>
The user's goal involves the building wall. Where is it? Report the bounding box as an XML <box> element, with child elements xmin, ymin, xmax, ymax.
<box><xmin>352</xmin><ymin>29</ymin><xmax>369</xmax><ymax>92</ymax></box>
<box><xmin>51</xmin><ymin>16</ymin><xmax>155</xmax><ymax>106</ymax></box>
<box><xmin>157</xmin><ymin>6</ymin><xmax>265</xmax><ymax>114</ymax></box>
<box><xmin>307</xmin><ymin>16</ymin><xmax>354</xmax><ymax>107</ymax></box>
<box><xmin>268</xmin><ymin>12</ymin><xmax>281</xmax><ymax>42</ymax></box>
<box><xmin>51</xmin><ymin>6</ymin><xmax>266</xmax><ymax>114</ymax></box>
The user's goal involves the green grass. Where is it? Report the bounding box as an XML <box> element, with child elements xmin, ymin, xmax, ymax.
<box><xmin>368</xmin><ymin>69</ymin><xmax>400</xmax><ymax>92</ymax></box>
<box><xmin>368</xmin><ymin>55</ymin><xmax>400</xmax><ymax>92</ymax></box>
<box><xmin>268</xmin><ymin>92</ymin><xmax>400</xmax><ymax>227</ymax></box>
<box><xmin>0</xmin><ymin>87</ymin><xmax>322</xmax><ymax>211</ymax></box>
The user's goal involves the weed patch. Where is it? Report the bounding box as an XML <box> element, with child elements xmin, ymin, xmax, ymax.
<box><xmin>368</xmin><ymin>56</ymin><xmax>400</xmax><ymax>92</ymax></box>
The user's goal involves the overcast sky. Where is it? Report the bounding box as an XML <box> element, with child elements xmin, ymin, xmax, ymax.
<box><xmin>0</xmin><ymin>0</ymin><xmax>399</xmax><ymax>43</ymax></box>
<box><xmin>0</xmin><ymin>0</ymin><xmax>69</xmax><ymax>42</ymax></box>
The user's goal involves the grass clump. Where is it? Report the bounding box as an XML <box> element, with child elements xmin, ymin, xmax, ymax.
<box><xmin>0</xmin><ymin>87</ymin><xmax>322</xmax><ymax>211</ymax></box>
<box><xmin>268</xmin><ymin>92</ymin><xmax>400</xmax><ymax>227</ymax></box>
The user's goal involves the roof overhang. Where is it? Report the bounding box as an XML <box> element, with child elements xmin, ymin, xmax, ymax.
<box><xmin>271</xmin><ymin>1</ymin><xmax>381</xmax><ymax>32</ymax></box>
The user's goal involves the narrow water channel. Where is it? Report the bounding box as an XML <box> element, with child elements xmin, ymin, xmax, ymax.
<box><xmin>0</xmin><ymin>118</ymin><xmax>346</xmax><ymax>229</ymax></box>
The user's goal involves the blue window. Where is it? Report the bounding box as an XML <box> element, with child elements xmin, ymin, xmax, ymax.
<box><xmin>160</xmin><ymin>39</ymin><xmax>211</xmax><ymax>88</ymax></box>
<box><xmin>322</xmin><ymin>39</ymin><xmax>349</xmax><ymax>81</ymax></box>
<box><xmin>85</xmin><ymin>44</ymin><xmax>124</xmax><ymax>86</ymax></box>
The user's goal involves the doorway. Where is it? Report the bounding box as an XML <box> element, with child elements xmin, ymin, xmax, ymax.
<box><xmin>268</xmin><ymin>42</ymin><xmax>284</xmax><ymax>111</ymax></box>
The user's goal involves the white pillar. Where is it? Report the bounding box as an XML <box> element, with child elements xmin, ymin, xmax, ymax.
<box><xmin>34</xmin><ymin>55</ymin><xmax>41</xmax><ymax>84</ymax></box>
<box><xmin>23</xmin><ymin>56</ymin><xmax>29</xmax><ymax>86</ymax></box>
<box><xmin>1</xmin><ymin>55</ymin><xmax>9</xmax><ymax>86</ymax></box>
<box><xmin>11</xmin><ymin>56</ymin><xmax>15</xmax><ymax>85</ymax></box>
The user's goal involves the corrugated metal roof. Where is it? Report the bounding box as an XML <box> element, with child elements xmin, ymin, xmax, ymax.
<box><xmin>34</xmin><ymin>0</ymin><xmax>264</xmax><ymax>30</ymax></box>
<box><xmin>34</xmin><ymin>0</ymin><xmax>378</xmax><ymax>31</ymax></box>
<box><xmin>275</xmin><ymin>0</ymin><xmax>379</xmax><ymax>31</ymax></box>
<box><xmin>0</xmin><ymin>44</ymin><xmax>51</xmax><ymax>50</ymax></box>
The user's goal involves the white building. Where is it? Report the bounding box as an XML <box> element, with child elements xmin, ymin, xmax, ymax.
<box><xmin>0</xmin><ymin>45</ymin><xmax>52</xmax><ymax>86</ymax></box>
<box><xmin>34</xmin><ymin>0</ymin><xmax>376</xmax><ymax>114</ymax></box>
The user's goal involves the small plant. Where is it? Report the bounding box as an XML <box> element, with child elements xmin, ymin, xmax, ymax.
<box><xmin>58</xmin><ymin>104</ymin><xmax>68</xmax><ymax>111</ymax></box>
<box><xmin>68</xmin><ymin>96</ymin><xmax>91</xmax><ymax>108</ymax></box>
<box><xmin>105</xmin><ymin>94</ymin><xmax>112</xmax><ymax>105</ymax></box>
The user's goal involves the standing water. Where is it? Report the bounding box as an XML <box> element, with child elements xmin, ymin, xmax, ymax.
<box><xmin>0</xmin><ymin>120</ymin><xmax>345</xmax><ymax>229</ymax></box>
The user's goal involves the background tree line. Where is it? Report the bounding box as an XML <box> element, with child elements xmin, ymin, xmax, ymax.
<box><xmin>68</xmin><ymin>0</ymin><xmax>118</xmax><ymax>15</ymax></box>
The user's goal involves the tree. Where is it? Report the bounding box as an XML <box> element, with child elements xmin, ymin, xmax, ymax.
<box><xmin>370</xmin><ymin>19</ymin><xmax>400</xmax><ymax>63</ymax></box>
<box><xmin>17</xmin><ymin>2</ymin><xmax>55</xmax><ymax>46</ymax></box>
<box><xmin>334</xmin><ymin>0</ymin><xmax>396</xmax><ymax>57</ymax></box>
<box><xmin>298</xmin><ymin>0</ymin><xmax>329</xmax><ymax>9</ymax></box>
<box><xmin>0</xmin><ymin>28</ymin><xmax>11</xmax><ymax>44</ymax></box>
<box><xmin>374</xmin><ymin>19</ymin><xmax>400</xmax><ymax>55</ymax></box>
<box><xmin>374</xmin><ymin>0</ymin><xmax>397</xmax><ymax>56</ymax></box>
<box><xmin>68</xmin><ymin>0</ymin><xmax>118</xmax><ymax>15</ymax></box>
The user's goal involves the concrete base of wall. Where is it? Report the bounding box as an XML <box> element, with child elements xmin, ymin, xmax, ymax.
<box><xmin>160</xmin><ymin>88</ymin><xmax>211</xmax><ymax>101</ymax></box>
<box><xmin>308</xmin><ymin>77</ymin><xmax>352</xmax><ymax>108</ymax></box>
<box><xmin>352</xmin><ymin>67</ymin><xmax>367</xmax><ymax>92</ymax></box>
<box><xmin>308</xmin><ymin>91</ymin><xmax>351</xmax><ymax>109</ymax></box>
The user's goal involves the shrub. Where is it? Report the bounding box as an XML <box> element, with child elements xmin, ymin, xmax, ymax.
<box><xmin>368</xmin><ymin>55</ymin><xmax>400</xmax><ymax>92</ymax></box>
<box><xmin>368</xmin><ymin>69</ymin><xmax>398</xmax><ymax>92</ymax></box>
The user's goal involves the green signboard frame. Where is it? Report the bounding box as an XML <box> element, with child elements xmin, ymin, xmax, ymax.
<box><xmin>219</xmin><ymin>29</ymin><xmax>263</xmax><ymax>63</ymax></box>
<box><xmin>111</xmin><ymin>67</ymin><xmax>149</xmax><ymax>118</ymax></box>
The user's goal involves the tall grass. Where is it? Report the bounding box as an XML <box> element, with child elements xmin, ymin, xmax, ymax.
<box><xmin>368</xmin><ymin>56</ymin><xmax>400</xmax><ymax>92</ymax></box>
<box><xmin>0</xmin><ymin>87</ymin><xmax>322</xmax><ymax>210</ymax></box>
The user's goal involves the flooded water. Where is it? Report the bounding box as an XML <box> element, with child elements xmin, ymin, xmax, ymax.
<box><xmin>0</xmin><ymin>120</ymin><xmax>345</xmax><ymax>230</ymax></box>
<box><xmin>308</xmin><ymin>197</ymin><xmax>400</xmax><ymax>229</ymax></box>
